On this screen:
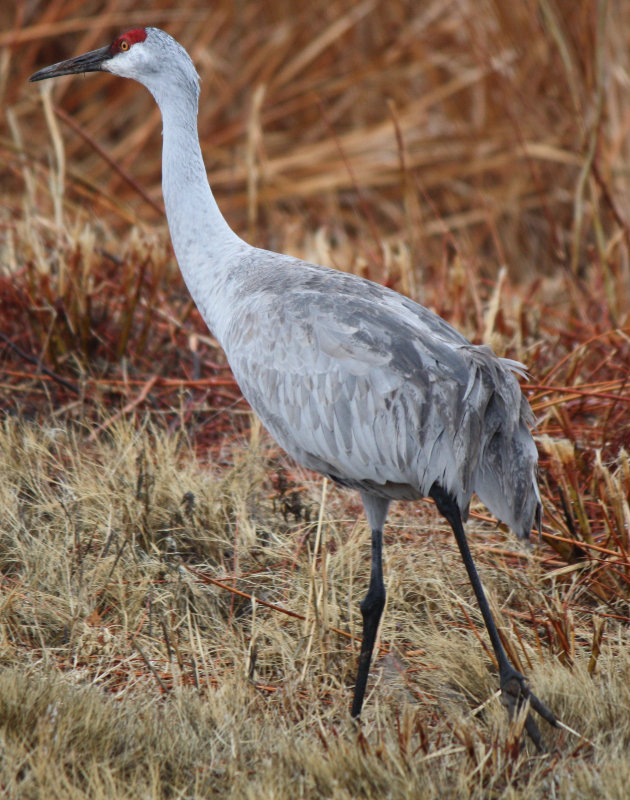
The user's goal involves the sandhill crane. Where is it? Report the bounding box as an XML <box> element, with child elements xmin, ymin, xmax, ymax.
<box><xmin>30</xmin><ymin>27</ymin><xmax>559</xmax><ymax>748</ymax></box>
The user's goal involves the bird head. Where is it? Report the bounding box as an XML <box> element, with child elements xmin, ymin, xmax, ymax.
<box><xmin>29</xmin><ymin>28</ymin><xmax>200</xmax><ymax>107</ymax></box>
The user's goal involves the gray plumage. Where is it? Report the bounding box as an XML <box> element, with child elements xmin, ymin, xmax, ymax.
<box><xmin>224</xmin><ymin>252</ymin><xmax>541</xmax><ymax>538</ymax></box>
<box><xmin>29</xmin><ymin>27</ymin><xmax>558</xmax><ymax>747</ymax></box>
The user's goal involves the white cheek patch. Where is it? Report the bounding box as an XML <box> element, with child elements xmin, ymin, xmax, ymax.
<box><xmin>103</xmin><ymin>44</ymin><xmax>150</xmax><ymax>77</ymax></box>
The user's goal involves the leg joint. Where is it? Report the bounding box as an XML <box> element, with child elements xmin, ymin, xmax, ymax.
<box><xmin>360</xmin><ymin>583</ymin><xmax>386</xmax><ymax>617</ymax></box>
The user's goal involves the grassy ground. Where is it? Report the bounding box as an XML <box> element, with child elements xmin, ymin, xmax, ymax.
<box><xmin>1</xmin><ymin>1</ymin><xmax>629</xmax><ymax>798</ymax></box>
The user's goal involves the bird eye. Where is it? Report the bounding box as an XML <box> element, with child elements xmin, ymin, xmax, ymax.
<box><xmin>119</xmin><ymin>39</ymin><xmax>129</xmax><ymax>51</ymax></box>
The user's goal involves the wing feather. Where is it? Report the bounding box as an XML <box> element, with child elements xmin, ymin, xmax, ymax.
<box><xmin>222</xmin><ymin>252</ymin><xmax>539</xmax><ymax>536</ymax></box>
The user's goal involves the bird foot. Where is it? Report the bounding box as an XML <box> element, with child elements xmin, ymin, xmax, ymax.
<box><xmin>500</xmin><ymin>666</ymin><xmax>559</xmax><ymax>751</ymax></box>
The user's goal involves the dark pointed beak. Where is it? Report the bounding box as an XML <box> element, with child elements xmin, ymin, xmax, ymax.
<box><xmin>29</xmin><ymin>45</ymin><xmax>112</xmax><ymax>82</ymax></box>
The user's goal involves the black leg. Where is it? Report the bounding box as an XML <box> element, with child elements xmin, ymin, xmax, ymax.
<box><xmin>429</xmin><ymin>483</ymin><xmax>559</xmax><ymax>750</ymax></box>
<box><xmin>351</xmin><ymin>525</ymin><xmax>385</xmax><ymax>718</ymax></box>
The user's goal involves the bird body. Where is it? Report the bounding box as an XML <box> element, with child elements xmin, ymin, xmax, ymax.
<box><xmin>30</xmin><ymin>26</ymin><xmax>558</xmax><ymax>747</ymax></box>
<box><xmin>223</xmin><ymin>254</ymin><xmax>540</xmax><ymax>533</ymax></box>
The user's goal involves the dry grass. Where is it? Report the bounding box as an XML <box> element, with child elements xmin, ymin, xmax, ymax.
<box><xmin>0</xmin><ymin>420</ymin><xmax>628</xmax><ymax>799</ymax></box>
<box><xmin>1</xmin><ymin>0</ymin><xmax>630</xmax><ymax>798</ymax></box>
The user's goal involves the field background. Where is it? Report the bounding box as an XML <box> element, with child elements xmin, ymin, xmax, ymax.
<box><xmin>1</xmin><ymin>1</ymin><xmax>629</xmax><ymax>798</ymax></box>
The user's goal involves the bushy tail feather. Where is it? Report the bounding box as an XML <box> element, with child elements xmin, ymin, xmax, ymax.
<box><xmin>471</xmin><ymin>365</ymin><xmax>541</xmax><ymax>540</ymax></box>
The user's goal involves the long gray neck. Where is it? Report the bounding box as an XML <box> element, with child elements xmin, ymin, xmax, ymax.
<box><xmin>157</xmin><ymin>88</ymin><xmax>243</xmax><ymax>336</ymax></box>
